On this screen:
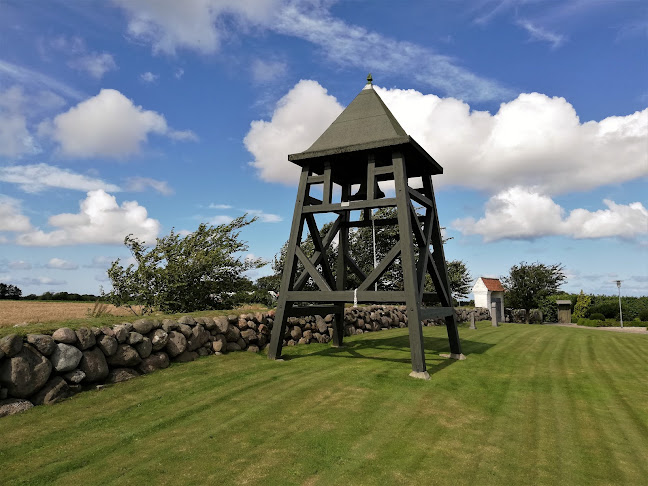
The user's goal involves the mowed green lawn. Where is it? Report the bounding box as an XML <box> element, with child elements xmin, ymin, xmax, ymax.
<box><xmin>1</xmin><ymin>323</ymin><xmax>647</xmax><ymax>486</ymax></box>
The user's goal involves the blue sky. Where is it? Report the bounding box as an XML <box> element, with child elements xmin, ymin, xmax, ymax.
<box><xmin>0</xmin><ymin>0</ymin><xmax>646</xmax><ymax>298</ymax></box>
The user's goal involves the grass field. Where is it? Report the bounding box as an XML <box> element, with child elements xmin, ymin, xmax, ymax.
<box><xmin>0</xmin><ymin>301</ymin><xmax>269</xmax><ymax>337</ymax></box>
<box><xmin>1</xmin><ymin>323</ymin><xmax>647</xmax><ymax>485</ymax></box>
<box><xmin>0</xmin><ymin>300</ymin><xmax>139</xmax><ymax>327</ymax></box>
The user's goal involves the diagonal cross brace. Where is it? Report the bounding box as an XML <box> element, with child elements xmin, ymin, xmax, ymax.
<box><xmin>357</xmin><ymin>241</ymin><xmax>402</xmax><ymax>291</ymax></box>
<box><xmin>294</xmin><ymin>216</ymin><xmax>341</xmax><ymax>291</ymax></box>
<box><xmin>295</xmin><ymin>245</ymin><xmax>332</xmax><ymax>291</ymax></box>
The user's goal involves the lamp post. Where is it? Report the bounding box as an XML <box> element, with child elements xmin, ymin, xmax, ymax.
<box><xmin>615</xmin><ymin>280</ymin><xmax>623</xmax><ymax>328</ymax></box>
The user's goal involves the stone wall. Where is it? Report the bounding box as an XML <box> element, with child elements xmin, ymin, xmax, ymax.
<box><xmin>0</xmin><ymin>305</ymin><xmax>489</xmax><ymax>417</ymax></box>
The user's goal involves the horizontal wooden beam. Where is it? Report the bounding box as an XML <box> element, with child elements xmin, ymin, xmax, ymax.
<box><xmin>307</xmin><ymin>175</ymin><xmax>325</xmax><ymax>184</ymax></box>
<box><xmin>302</xmin><ymin>198</ymin><xmax>398</xmax><ymax>214</ymax></box>
<box><xmin>343</xmin><ymin>215</ymin><xmax>425</xmax><ymax>229</ymax></box>
<box><xmin>420</xmin><ymin>307</ymin><xmax>454</xmax><ymax>320</ymax></box>
<box><xmin>285</xmin><ymin>290</ymin><xmax>406</xmax><ymax>303</ymax></box>
<box><xmin>374</xmin><ymin>166</ymin><xmax>394</xmax><ymax>175</ymax></box>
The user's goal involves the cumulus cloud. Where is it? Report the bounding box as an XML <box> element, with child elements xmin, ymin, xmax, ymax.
<box><xmin>46</xmin><ymin>258</ymin><xmax>79</xmax><ymax>270</ymax></box>
<box><xmin>125</xmin><ymin>176</ymin><xmax>174</xmax><ymax>195</ymax></box>
<box><xmin>246</xmin><ymin>80</ymin><xmax>648</xmax><ymax>194</ymax></box>
<box><xmin>245</xmin><ymin>80</ymin><xmax>343</xmax><ymax>185</ymax></box>
<box><xmin>0</xmin><ymin>163</ymin><xmax>120</xmax><ymax>193</ymax></box>
<box><xmin>43</xmin><ymin>89</ymin><xmax>196</xmax><ymax>158</ymax></box>
<box><xmin>208</xmin><ymin>203</ymin><xmax>233</xmax><ymax>209</ymax></box>
<box><xmin>68</xmin><ymin>53</ymin><xmax>117</xmax><ymax>79</ymax></box>
<box><xmin>209</xmin><ymin>215</ymin><xmax>234</xmax><ymax>225</ymax></box>
<box><xmin>0</xmin><ymin>195</ymin><xmax>31</xmax><ymax>232</ymax></box>
<box><xmin>453</xmin><ymin>186</ymin><xmax>648</xmax><ymax>241</ymax></box>
<box><xmin>16</xmin><ymin>190</ymin><xmax>160</xmax><ymax>246</ymax></box>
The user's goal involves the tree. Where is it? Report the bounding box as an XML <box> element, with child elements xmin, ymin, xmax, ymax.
<box><xmin>501</xmin><ymin>262</ymin><xmax>567</xmax><ymax>323</ymax></box>
<box><xmin>106</xmin><ymin>216</ymin><xmax>265</xmax><ymax>314</ymax></box>
<box><xmin>446</xmin><ymin>260</ymin><xmax>472</xmax><ymax>301</ymax></box>
<box><xmin>0</xmin><ymin>283</ymin><xmax>22</xmax><ymax>299</ymax></box>
<box><xmin>573</xmin><ymin>290</ymin><xmax>591</xmax><ymax>320</ymax></box>
<box><xmin>268</xmin><ymin>207</ymin><xmax>472</xmax><ymax>300</ymax></box>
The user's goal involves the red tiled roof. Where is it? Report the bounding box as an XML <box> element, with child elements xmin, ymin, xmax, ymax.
<box><xmin>481</xmin><ymin>277</ymin><xmax>504</xmax><ymax>292</ymax></box>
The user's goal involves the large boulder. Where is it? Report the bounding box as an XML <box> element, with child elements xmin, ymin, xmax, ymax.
<box><xmin>165</xmin><ymin>331</ymin><xmax>187</xmax><ymax>357</ymax></box>
<box><xmin>31</xmin><ymin>376</ymin><xmax>70</xmax><ymax>405</ymax></box>
<box><xmin>26</xmin><ymin>334</ymin><xmax>56</xmax><ymax>356</ymax></box>
<box><xmin>178</xmin><ymin>316</ymin><xmax>195</xmax><ymax>326</ymax></box>
<box><xmin>139</xmin><ymin>352</ymin><xmax>170</xmax><ymax>374</ymax></box>
<box><xmin>150</xmin><ymin>329</ymin><xmax>169</xmax><ymax>351</ymax></box>
<box><xmin>106</xmin><ymin>344</ymin><xmax>141</xmax><ymax>367</ymax></box>
<box><xmin>0</xmin><ymin>398</ymin><xmax>34</xmax><ymax>418</ymax></box>
<box><xmin>214</xmin><ymin>316</ymin><xmax>229</xmax><ymax>334</ymax></box>
<box><xmin>161</xmin><ymin>319</ymin><xmax>179</xmax><ymax>332</ymax></box>
<box><xmin>106</xmin><ymin>368</ymin><xmax>140</xmax><ymax>384</ymax></box>
<box><xmin>316</xmin><ymin>316</ymin><xmax>328</xmax><ymax>334</ymax></box>
<box><xmin>0</xmin><ymin>334</ymin><xmax>24</xmax><ymax>357</ymax></box>
<box><xmin>290</xmin><ymin>326</ymin><xmax>302</xmax><ymax>341</ymax></box>
<box><xmin>211</xmin><ymin>335</ymin><xmax>227</xmax><ymax>353</ymax></box>
<box><xmin>187</xmin><ymin>325</ymin><xmax>209</xmax><ymax>351</ymax></box>
<box><xmin>225</xmin><ymin>342</ymin><xmax>242</xmax><ymax>352</ymax></box>
<box><xmin>62</xmin><ymin>369</ymin><xmax>86</xmax><ymax>384</ymax></box>
<box><xmin>113</xmin><ymin>325</ymin><xmax>129</xmax><ymax>343</ymax></box>
<box><xmin>51</xmin><ymin>343</ymin><xmax>83</xmax><ymax>372</ymax></box>
<box><xmin>132</xmin><ymin>319</ymin><xmax>155</xmax><ymax>335</ymax></box>
<box><xmin>75</xmin><ymin>328</ymin><xmax>96</xmax><ymax>350</ymax></box>
<box><xmin>135</xmin><ymin>338</ymin><xmax>152</xmax><ymax>359</ymax></box>
<box><xmin>127</xmin><ymin>332</ymin><xmax>144</xmax><ymax>345</ymax></box>
<box><xmin>80</xmin><ymin>348</ymin><xmax>109</xmax><ymax>382</ymax></box>
<box><xmin>225</xmin><ymin>325</ymin><xmax>241</xmax><ymax>342</ymax></box>
<box><xmin>52</xmin><ymin>328</ymin><xmax>77</xmax><ymax>344</ymax></box>
<box><xmin>97</xmin><ymin>334</ymin><xmax>118</xmax><ymax>356</ymax></box>
<box><xmin>0</xmin><ymin>345</ymin><xmax>52</xmax><ymax>398</ymax></box>
<box><xmin>178</xmin><ymin>324</ymin><xmax>193</xmax><ymax>338</ymax></box>
<box><xmin>241</xmin><ymin>329</ymin><xmax>258</xmax><ymax>343</ymax></box>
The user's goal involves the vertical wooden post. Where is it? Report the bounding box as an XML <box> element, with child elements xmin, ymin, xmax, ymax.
<box><xmin>491</xmin><ymin>302</ymin><xmax>499</xmax><ymax>327</ymax></box>
<box><xmin>268</xmin><ymin>167</ymin><xmax>310</xmax><ymax>360</ymax></box>
<box><xmin>393</xmin><ymin>152</ymin><xmax>428</xmax><ymax>378</ymax></box>
<box><xmin>332</xmin><ymin>183</ymin><xmax>351</xmax><ymax>347</ymax></box>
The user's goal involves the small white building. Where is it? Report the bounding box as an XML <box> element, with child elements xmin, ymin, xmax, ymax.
<box><xmin>472</xmin><ymin>277</ymin><xmax>505</xmax><ymax>322</ymax></box>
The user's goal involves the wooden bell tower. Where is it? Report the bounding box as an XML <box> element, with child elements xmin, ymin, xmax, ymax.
<box><xmin>268</xmin><ymin>75</ymin><xmax>464</xmax><ymax>379</ymax></box>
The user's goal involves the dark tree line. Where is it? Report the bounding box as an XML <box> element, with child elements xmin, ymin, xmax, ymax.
<box><xmin>0</xmin><ymin>283</ymin><xmax>22</xmax><ymax>299</ymax></box>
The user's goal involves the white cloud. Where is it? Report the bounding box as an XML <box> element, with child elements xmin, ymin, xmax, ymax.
<box><xmin>113</xmin><ymin>0</ymin><xmax>283</xmax><ymax>55</ymax></box>
<box><xmin>246</xmin><ymin>80</ymin><xmax>648</xmax><ymax>194</ymax></box>
<box><xmin>210</xmin><ymin>215</ymin><xmax>233</xmax><ymax>225</ymax></box>
<box><xmin>46</xmin><ymin>258</ymin><xmax>79</xmax><ymax>270</ymax></box>
<box><xmin>0</xmin><ymin>59</ymin><xmax>85</xmax><ymax>100</ymax></box>
<box><xmin>112</xmin><ymin>0</ymin><xmax>509</xmax><ymax>101</ymax></box>
<box><xmin>125</xmin><ymin>176</ymin><xmax>174</xmax><ymax>195</ymax></box>
<box><xmin>0</xmin><ymin>195</ymin><xmax>31</xmax><ymax>232</ymax></box>
<box><xmin>16</xmin><ymin>190</ymin><xmax>160</xmax><ymax>246</ymax></box>
<box><xmin>245</xmin><ymin>209</ymin><xmax>282</xmax><ymax>223</ymax></box>
<box><xmin>516</xmin><ymin>19</ymin><xmax>566</xmax><ymax>49</ymax></box>
<box><xmin>174</xmin><ymin>68</ymin><xmax>184</xmax><ymax>79</ymax></box>
<box><xmin>177</xmin><ymin>229</ymin><xmax>192</xmax><ymax>236</ymax></box>
<box><xmin>44</xmin><ymin>89</ymin><xmax>196</xmax><ymax>158</ymax></box>
<box><xmin>68</xmin><ymin>53</ymin><xmax>117</xmax><ymax>79</ymax></box>
<box><xmin>0</xmin><ymin>163</ymin><xmax>120</xmax><ymax>193</ymax></box>
<box><xmin>140</xmin><ymin>71</ymin><xmax>159</xmax><ymax>83</ymax></box>
<box><xmin>245</xmin><ymin>79</ymin><xmax>343</xmax><ymax>185</ymax></box>
<box><xmin>85</xmin><ymin>255</ymin><xmax>118</xmax><ymax>268</ymax></box>
<box><xmin>8</xmin><ymin>260</ymin><xmax>31</xmax><ymax>270</ymax></box>
<box><xmin>15</xmin><ymin>276</ymin><xmax>67</xmax><ymax>286</ymax></box>
<box><xmin>453</xmin><ymin>186</ymin><xmax>648</xmax><ymax>241</ymax></box>
<box><xmin>0</xmin><ymin>86</ymin><xmax>38</xmax><ymax>157</ymax></box>
<box><xmin>208</xmin><ymin>203</ymin><xmax>233</xmax><ymax>209</ymax></box>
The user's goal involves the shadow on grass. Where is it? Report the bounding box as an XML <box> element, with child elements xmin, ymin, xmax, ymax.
<box><xmin>282</xmin><ymin>332</ymin><xmax>493</xmax><ymax>376</ymax></box>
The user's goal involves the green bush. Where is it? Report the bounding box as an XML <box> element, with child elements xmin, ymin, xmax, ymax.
<box><xmin>589</xmin><ymin>312</ymin><xmax>606</xmax><ymax>321</ymax></box>
<box><xmin>639</xmin><ymin>309</ymin><xmax>648</xmax><ymax>321</ymax></box>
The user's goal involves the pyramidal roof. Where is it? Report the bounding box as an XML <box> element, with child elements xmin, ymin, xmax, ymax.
<box><xmin>289</xmin><ymin>77</ymin><xmax>411</xmax><ymax>161</ymax></box>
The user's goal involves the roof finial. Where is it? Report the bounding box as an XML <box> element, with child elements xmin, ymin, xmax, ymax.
<box><xmin>366</xmin><ymin>73</ymin><xmax>373</xmax><ymax>85</ymax></box>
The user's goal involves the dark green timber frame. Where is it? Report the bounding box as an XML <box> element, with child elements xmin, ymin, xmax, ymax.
<box><xmin>267</xmin><ymin>79</ymin><xmax>463</xmax><ymax>378</ymax></box>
